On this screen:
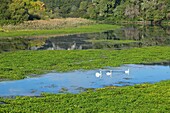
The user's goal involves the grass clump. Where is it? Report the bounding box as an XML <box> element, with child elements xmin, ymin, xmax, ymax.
<box><xmin>0</xmin><ymin>28</ymin><xmax>5</xmax><ymax>32</ymax></box>
<box><xmin>0</xmin><ymin>80</ymin><xmax>169</xmax><ymax>112</ymax></box>
<box><xmin>0</xmin><ymin>46</ymin><xmax>170</xmax><ymax>80</ymax></box>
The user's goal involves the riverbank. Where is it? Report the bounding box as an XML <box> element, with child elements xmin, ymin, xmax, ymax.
<box><xmin>104</xmin><ymin>20</ymin><xmax>170</xmax><ymax>26</ymax></box>
<box><xmin>2</xmin><ymin>18</ymin><xmax>95</xmax><ymax>30</ymax></box>
<box><xmin>0</xmin><ymin>24</ymin><xmax>121</xmax><ymax>38</ymax></box>
<box><xmin>0</xmin><ymin>80</ymin><xmax>169</xmax><ymax>112</ymax></box>
<box><xmin>0</xmin><ymin>18</ymin><xmax>121</xmax><ymax>38</ymax></box>
<box><xmin>0</xmin><ymin>46</ymin><xmax>170</xmax><ymax>80</ymax></box>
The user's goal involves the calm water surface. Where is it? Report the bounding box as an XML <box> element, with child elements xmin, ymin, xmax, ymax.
<box><xmin>0</xmin><ymin>25</ymin><xmax>170</xmax><ymax>52</ymax></box>
<box><xmin>0</xmin><ymin>64</ymin><xmax>169</xmax><ymax>97</ymax></box>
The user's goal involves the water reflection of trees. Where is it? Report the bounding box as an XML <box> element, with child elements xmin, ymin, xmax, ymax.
<box><xmin>84</xmin><ymin>25</ymin><xmax>170</xmax><ymax>49</ymax></box>
<box><xmin>115</xmin><ymin>25</ymin><xmax>170</xmax><ymax>46</ymax></box>
<box><xmin>0</xmin><ymin>37</ymin><xmax>46</xmax><ymax>53</ymax></box>
<box><xmin>0</xmin><ymin>25</ymin><xmax>169</xmax><ymax>52</ymax></box>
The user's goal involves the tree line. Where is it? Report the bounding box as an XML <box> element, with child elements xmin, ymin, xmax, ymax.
<box><xmin>0</xmin><ymin>0</ymin><xmax>46</xmax><ymax>25</ymax></box>
<box><xmin>0</xmin><ymin>0</ymin><xmax>170</xmax><ymax>25</ymax></box>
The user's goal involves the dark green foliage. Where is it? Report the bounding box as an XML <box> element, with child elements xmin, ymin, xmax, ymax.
<box><xmin>1</xmin><ymin>0</ymin><xmax>170</xmax><ymax>25</ymax></box>
<box><xmin>0</xmin><ymin>0</ymin><xmax>11</xmax><ymax>20</ymax></box>
<box><xmin>40</xmin><ymin>0</ymin><xmax>170</xmax><ymax>24</ymax></box>
<box><xmin>8</xmin><ymin>0</ymin><xmax>29</xmax><ymax>22</ymax></box>
<box><xmin>0</xmin><ymin>20</ymin><xmax>18</xmax><ymax>26</ymax></box>
<box><xmin>41</xmin><ymin>0</ymin><xmax>92</xmax><ymax>18</ymax></box>
<box><xmin>0</xmin><ymin>0</ymin><xmax>46</xmax><ymax>24</ymax></box>
<box><xmin>0</xmin><ymin>80</ymin><xmax>169</xmax><ymax>112</ymax></box>
<box><xmin>0</xmin><ymin>0</ymin><xmax>14</xmax><ymax>25</ymax></box>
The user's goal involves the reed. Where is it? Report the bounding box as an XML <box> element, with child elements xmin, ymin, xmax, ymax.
<box><xmin>2</xmin><ymin>18</ymin><xmax>95</xmax><ymax>30</ymax></box>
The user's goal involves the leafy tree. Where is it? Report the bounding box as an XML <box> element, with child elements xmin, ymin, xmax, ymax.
<box><xmin>1</xmin><ymin>0</ymin><xmax>170</xmax><ymax>25</ymax></box>
<box><xmin>0</xmin><ymin>0</ymin><xmax>11</xmax><ymax>20</ymax></box>
<box><xmin>87</xmin><ymin>4</ymin><xmax>98</xmax><ymax>19</ymax></box>
<box><xmin>8</xmin><ymin>0</ymin><xmax>30</xmax><ymax>22</ymax></box>
<box><xmin>28</xmin><ymin>0</ymin><xmax>46</xmax><ymax>20</ymax></box>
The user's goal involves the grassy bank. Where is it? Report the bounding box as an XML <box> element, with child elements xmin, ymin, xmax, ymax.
<box><xmin>2</xmin><ymin>18</ymin><xmax>95</xmax><ymax>30</ymax></box>
<box><xmin>0</xmin><ymin>46</ymin><xmax>170</xmax><ymax>80</ymax></box>
<box><xmin>0</xmin><ymin>24</ymin><xmax>120</xmax><ymax>38</ymax></box>
<box><xmin>0</xmin><ymin>80</ymin><xmax>169</xmax><ymax>112</ymax></box>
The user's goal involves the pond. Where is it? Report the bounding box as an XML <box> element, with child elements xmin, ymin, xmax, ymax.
<box><xmin>0</xmin><ymin>25</ymin><xmax>170</xmax><ymax>52</ymax></box>
<box><xmin>0</xmin><ymin>64</ymin><xmax>169</xmax><ymax>97</ymax></box>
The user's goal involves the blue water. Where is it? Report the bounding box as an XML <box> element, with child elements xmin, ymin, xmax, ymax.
<box><xmin>0</xmin><ymin>64</ymin><xmax>170</xmax><ymax>97</ymax></box>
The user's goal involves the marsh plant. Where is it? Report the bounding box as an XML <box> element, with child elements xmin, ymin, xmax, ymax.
<box><xmin>0</xmin><ymin>46</ymin><xmax>170</xmax><ymax>80</ymax></box>
<box><xmin>2</xmin><ymin>18</ymin><xmax>95</xmax><ymax>31</ymax></box>
<box><xmin>0</xmin><ymin>80</ymin><xmax>169</xmax><ymax>112</ymax></box>
<box><xmin>0</xmin><ymin>24</ymin><xmax>120</xmax><ymax>38</ymax></box>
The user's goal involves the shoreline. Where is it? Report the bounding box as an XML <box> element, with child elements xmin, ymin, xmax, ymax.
<box><xmin>0</xmin><ymin>24</ymin><xmax>121</xmax><ymax>38</ymax></box>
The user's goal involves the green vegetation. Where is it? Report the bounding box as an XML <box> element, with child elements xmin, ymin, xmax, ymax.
<box><xmin>0</xmin><ymin>80</ymin><xmax>169</xmax><ymax>112</ymax></box>
<box><xmin>0</xmin><ymin>46</ymin><xmax>170</xmax><ymax>80</ymax></box>
<box><xmin>0</xmin><ymin>0</ymin><xmax>46</xmax><ymax>25</ymax></box>
<box><xmin>0</xmin><ymin>37</ymin><xmax>46</xmax><ymax>53</ymax></box>
<box><xmin>0</xmin><ymin>1</ymin><xmax>170</xmax><ymax>112</ymax></box>
<box><xmin>87</xmin><ymin>39</ymin><xmax>139</xmax><ymax>49</ymax></box>
<box><xmin>38</xmin><ymin>0</ymin><xmax>170</xmax><ymax>25</ymax></box>
<box><xmin>2</xmin><ymin>18</ymin><xmax>95</xmax><ymax>30</ymax></box>
<box><xmin>0</xmin><ymin>24</ymin><xmax>120</xmax><ymax>38</ymax></box>
<box><xmin>87</xmin><ymin>39</ymin><xmax>138</xmax><ymax>44</ymax></box>
<box><xmin>37</xmin><ymin>0</ymin><xmax>170</xmax><ymax>25</ymax></box>
<box><xmin>1</xmin><ymin>0</ymin><xmax>170</xmax><ymax>25</ymax></box>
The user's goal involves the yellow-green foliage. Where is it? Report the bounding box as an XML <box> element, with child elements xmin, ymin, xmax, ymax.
<box><xmin>2</xmin><ymin>18</ymin><xmax>95</xmax><ymax>31</ymax></box>
<box><xmin>30</xmin><ymin>0</ymin><xmax>45</xmax><ymax>10</ymax></box>
<box><xmin>29</xmin><ymin>0</ymin><xmax>46</xmax><ymax>19</ymax></box>
<box><xmin>0</xmin><ymin>24</ymin><xmax>119</xmax><ymax>37</ymax></box>
<box><xmin>0</xmin><ymin>46</ymin><xmax>170</xmax><ymax>80</ymax></box>
<box><xmin>0</xmin><ymin>28</ymin><xmax>4</xmax><ymax>32</ymax></box>
<box><xmin>6</xmin><ymin>0</ymin><xmax>46</xmax><ymax>22</ymax></box>
<box><xmin>0</xmin><ymin>80</ymin><xmax>169</xmax><ymax>112</ymax></box>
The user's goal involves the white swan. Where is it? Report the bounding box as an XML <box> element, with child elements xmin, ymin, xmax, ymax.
<box><xmin>106</xmin><ymin>70</ymin><xmax>112</xmax><ymax>76</ymax></box>
<box><xmin>95</xmin><ymin>71</ymin><xmax>102</xmax><ymax>78</ymax></box>
<box><xmin>125</xmin><ymin>69</ymin><xmax>130</xmax><ymax>74</ymax></box>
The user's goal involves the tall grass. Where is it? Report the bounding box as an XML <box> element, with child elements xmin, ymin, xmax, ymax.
<box><xmin>2</xmin><ymin>18</ymin><xmax>95</xmax><ymax>30</ymax></box>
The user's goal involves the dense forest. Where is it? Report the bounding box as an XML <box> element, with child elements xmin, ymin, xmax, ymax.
<box><xmin>0</xmin><ymin>0</ymin><xmax>46</xmax><ymax>25</ymax></box>
<box><xmin>0</xmin><ymin>0</ymin><xmax>170</xmax><ymax>25</ymax></box>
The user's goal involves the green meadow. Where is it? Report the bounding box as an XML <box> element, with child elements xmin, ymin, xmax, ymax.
<box><xmin>0</xmin><ymin>24</ymin><xmax>120</xmax><ymax>38</ymax></box>
<box><xmin>0</xmin><ymin>46</ymin><xmax>170</xmax><ymax>80</ymax></box>
<box><xmin>0</xmin><ymin>22</ymin><xmax>170</xmax><ymax>113</ymax></box>
<box><xmin>0</xmin><ymin>80</ymin><xmax>169</xmax><ymax>112</ymax></box>
<box><xmin>1</xmin><ymin>0</ymin><xmax>170</xmax><ymax>112</ymax></box>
